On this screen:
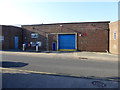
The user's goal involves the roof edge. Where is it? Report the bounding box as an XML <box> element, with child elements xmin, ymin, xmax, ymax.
<box><xmin>22</xmin><ymin>21</ymin><xmax>110</xmax><ymax>26</ymax></box>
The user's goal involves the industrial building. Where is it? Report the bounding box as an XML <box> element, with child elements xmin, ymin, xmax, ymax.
<box><xmin>1</xmin><ymin>21</ymin><xmax>111</xmax><ymax>52</ymax></box>
<box><xmin>22</xmin><ymin>21</ymin><xmax>110</xmax><ymax>52</ymax></box>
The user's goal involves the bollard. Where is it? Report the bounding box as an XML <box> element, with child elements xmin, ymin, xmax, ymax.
<box><xmin>22</xmin><ymin>44</ymin><xmax>25</xmax><ymax>51</ymax></box>
<box><xmin>36</xmin><ymin>45</ymin><xmax>38</xmax><ymax>52</ymax></box>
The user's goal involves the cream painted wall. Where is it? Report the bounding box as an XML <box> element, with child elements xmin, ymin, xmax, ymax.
<box><xmin>109</xmin><ymin>20</ymin><xmax>119</xmax><ymax>54</ymax></box>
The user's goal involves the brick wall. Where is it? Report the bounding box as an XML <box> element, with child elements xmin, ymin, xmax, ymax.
<box><xmin>0</xmin><ymin>25</ymin><xmax>2</xmax><ymax>49</ymax></box>
<box><xmin>2</xmin><ymin>25</ymin><xmax>23</xmax><ymax>50</ymax></box>
<box><xmin>22</xmin><ymin>21</ymin><xmax>109</xmax><ymax>52</ymax></box>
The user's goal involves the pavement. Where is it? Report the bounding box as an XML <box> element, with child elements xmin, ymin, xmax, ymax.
<box><xmin>44</xmin><ymin>51</ymin><xmax>118</xmax><ymax>61</ymax></box>
<box><xmin>1</xmin><ymin>50</ymin><xmax>118</xmax><ymax>61</ymax></box>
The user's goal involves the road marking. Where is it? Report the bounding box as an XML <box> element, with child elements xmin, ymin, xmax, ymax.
<box><xmin>0</xmin><ymin>67</ymin><xmax>119</xmax><ymax>82</ymax></box>
<box><xmin>74</xmin><ymin>52</ymin><xmax>77</xmax><ymax>56</ymax></box>
<box><xmin>1</xmin><ymin>67</ymin><xmax>57</xmax><ymax>75</ymax></box>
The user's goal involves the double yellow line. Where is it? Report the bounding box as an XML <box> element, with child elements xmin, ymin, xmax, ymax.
<box><xmin>74</xmin><ymin>52</ymin><xmax>78</xmax><ymax>56</ymax></box>
<box><xmin>0</xmin><ymin>67</ymin><xmax>119</xmax><ymax>82</ymax></box>
<box><xmin>0</xmin><ymin>67</ymin><xmax>57</xmax><ymax>75</ymax></box>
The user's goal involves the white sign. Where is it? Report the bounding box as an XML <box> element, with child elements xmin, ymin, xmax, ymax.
<box><xmin>31</xmin><ymin>33</ymin><xmax>38</xmax><ymax>38</ymax></box>
<box><xmin>36</xmin><ymin>41</ymin><xmax>42</xmax><ymax>47</ymax></box>
<box><xmin>30</xmin><ymin>42</ymin><xmax>36</xmax><ymax>47</ymax></box>
<box><xmin>0</xmin><ymin>36</ymin><xmax>4</xmax><ymax>42</ymax></box>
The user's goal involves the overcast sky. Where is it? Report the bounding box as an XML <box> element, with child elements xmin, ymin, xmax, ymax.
<box><xmin>0</xmin><ymin>0</ymin><xmax>119</xmax><ymax>26</ymax></box>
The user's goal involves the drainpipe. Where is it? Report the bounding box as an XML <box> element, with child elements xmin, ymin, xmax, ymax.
<box><xmin>57</xmin><ymin>34</ymin><xmax>58</xmax><ymax>51</ymax></box>
<box><xmin>107</xmin><ymin>28</ymin><xmax>110</xmax><ymax>53</ymax></box>
<box><xmin>46</xmin><ymin>33</ymin><xmax>49</xmax><ymax>51</ymax></box>
<box><xmin>21</xmin><ymin>28</ymin><xmax>24</xmax><ymax>50</ymax></box>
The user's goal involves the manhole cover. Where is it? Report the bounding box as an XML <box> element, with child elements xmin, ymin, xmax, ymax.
<box><xmin>78</xmin><ymin>57</ymin><xmax>88</xmax><ymax>60</ymax></box>
<box><xmin>91</xmin><ymin>81</ymin><xmax>106</xmax><ymax>87</ymax></box>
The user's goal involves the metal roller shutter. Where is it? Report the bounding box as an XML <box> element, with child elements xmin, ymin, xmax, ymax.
<box><xmin>58</xmin><ymin>34</ymin><xmax>76</xmax><ymax>51</ymax></box>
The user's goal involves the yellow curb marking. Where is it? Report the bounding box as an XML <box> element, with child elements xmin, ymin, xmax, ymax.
<box><xmin>0</xmin><ymin>67</ymin><xmax>57</xmax><ymax>75</ymax></box>
<box><xmin>74</xmin><ymin>52</ymin><xmax>77</xmax><ymax>56</ymax></box>
<box><xmin>0</xmin><ymin>67</ymin><xmax>82</xmax><ymax>78</ymax></box>
<box><xmin>0</xmin><ymin>67</ymin><xmax>119</xmax><ymax>82</ymax></box>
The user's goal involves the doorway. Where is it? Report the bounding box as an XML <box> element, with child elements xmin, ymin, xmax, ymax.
<box><xmin>52</xmin><ymin>42</ymin><xmax>56</xmax><ymax>51</ymax></box>
<box><xmin>14</xmin><ymin>36</ymin><xmax>18</xmax><ymax>49</ymax></box>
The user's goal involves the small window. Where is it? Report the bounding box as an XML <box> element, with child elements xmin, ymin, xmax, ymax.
<box><xmin>114</xmin><ymin>30</ymin><xmax>116</xmax><ymax>40</ymax></box>
<box><xmin>31</xmin><ymin>33</ymin><xmax>38</xmax><ymax>38</ymax></box>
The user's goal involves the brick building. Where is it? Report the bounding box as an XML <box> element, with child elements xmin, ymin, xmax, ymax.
<box><xmin>1</xmin><ymin>21</ymin><xmax>110</xmax><ymax>52</ymax></box>
<box><xmin>22</xmin><ymin>21</ymin><xmax>110</xmax><ymax>52</ymax></box>
<box><xmin>0</xmin><ymin>25</ymin><xmax>23</xmax><ymax>50</ymax></box>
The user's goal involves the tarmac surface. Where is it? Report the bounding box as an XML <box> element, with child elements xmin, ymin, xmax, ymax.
<box><xmin>1</xmin><ymin>51</ymin><xmax>119</xmax><ymax>88</ymax></box>
<box><xmin>2</xmin><ymin>72</ymin><xmax>118</xmax><ymax>88</ymax></box>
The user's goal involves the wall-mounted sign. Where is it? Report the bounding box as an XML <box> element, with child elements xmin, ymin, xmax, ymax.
<box><xmin>30</xmin><ymin>42</ymin><xmax>36</xmax><ymax>47</ymax></box>
<box><xmin>82</xmin><ymin>33</ymin><xmax>87</xmax><ymax>36</ymax></box>
<box><xmin>31</xmin><ymin>33</ymin><xmax>38</xmax><ymax>38</ymax></box>
<box><xmin>36</xmin><ymin>41</ymin><xmax>42</xmax><ymax>47</ymax></box>
<box><xmin>30</xmin><ymin>41</ymin><xmax>42</xmax><ymax>47</ymax></box>
<box><xmin>0</xmin><ymin>36</ymin><xmax>4</xmax><ymax>42</ymax></box>
<box><xmin>114</xmin><ymin>30</ymin><xmax>116</xmax><ymax>40</ymax></box>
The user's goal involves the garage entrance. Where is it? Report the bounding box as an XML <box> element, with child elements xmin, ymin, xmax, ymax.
<box><xmin>58</xmin><ymin>34</ymin><xmax>76</xmax><ymax>51</ymax></box>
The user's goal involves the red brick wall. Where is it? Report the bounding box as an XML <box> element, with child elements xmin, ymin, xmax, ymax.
<box><xmin>48</xmin><ymin>34</ymin><xmax>57</xmax><ymax>51</ymax></box>
<box><xmin>1</xmin><ymin>25</ymin><xmax>23</xmax><ymax>50</ymax></box>
<box><xmin>22</xmin><ymin>28</ymin><xmax>47</xmax><ymax>51</ymax></box>
<box><xmin>22</xmin><ymin>22</ymin><xmax>109</xmax><ymax>52</ymax></box>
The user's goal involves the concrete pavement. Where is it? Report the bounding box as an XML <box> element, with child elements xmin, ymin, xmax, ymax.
<box><xmin>1</xmin><ymin>51</ymin><xmax>118</xmax><ymax>61</ymax></box>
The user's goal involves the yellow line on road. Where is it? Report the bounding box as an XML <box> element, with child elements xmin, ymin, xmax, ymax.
<box><xmin>0</xmin><ymin>67</ymin><xmax>57</xmax><ymax>75</ymax></box>
<box><xmin>74</xmin><ymin>52</ymin><xmax>77</xmax><ymax>56</ymax></box>
<box><xmin>0</xmin><ymin>67</ymin><xmax>119</xmax><ymax>82</ymax></box>
<box><xmin>0</xmin><ymin>67</ymin><xmax>82</xmax><ymax>78</ymax></box>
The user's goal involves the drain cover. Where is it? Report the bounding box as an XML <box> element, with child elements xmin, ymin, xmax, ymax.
<box><xmin>91</xmin><ymin>81</ymin><xmax>106</xmax><ymax>87</ymax></box>
<box><xmin>78</xmin><ymin>57</ymin><xmax>88</xmax><ymax>60</ymax></box>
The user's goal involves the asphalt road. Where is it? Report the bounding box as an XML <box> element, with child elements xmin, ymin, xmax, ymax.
<box><xmin>2</xmin><ymin>73</ymin><xmax>118</xmax><ymax>88</ymax></box>
<box><xmin>1</xmin><ymin>51</ymin><xmax>118</xmax><ymax>78</ymax></box>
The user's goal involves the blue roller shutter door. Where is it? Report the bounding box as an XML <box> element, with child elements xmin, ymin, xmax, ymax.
<box><xmin>58</xmin><ymin>34</ymin><xmax>75</xmax><ymax>50</ymax></box>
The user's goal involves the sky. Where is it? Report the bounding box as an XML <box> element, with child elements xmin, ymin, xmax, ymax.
<box><xmin>0</xmin><ymin>0</ymin><xmax>119</xmax><ymax>26</ymax></box>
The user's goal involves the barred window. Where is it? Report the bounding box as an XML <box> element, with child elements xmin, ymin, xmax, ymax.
<box><xmin>31</xmin><ymin>33</ymin><xmax>38</xmax><ymax>38</ymax></box>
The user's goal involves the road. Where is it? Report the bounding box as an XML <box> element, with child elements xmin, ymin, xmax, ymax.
<box><xmin>1</xmin><ymin>51</ymin><xmax>118</xmax><ymax>78</ymax></box>
<box><xmin>1</xmin><ymin>51</ymin><xmax>119</xmax><ymax>88</ymax></box>
<box><xmin>2</xmin><ymin>73</ymin><xmax>118</xmax><ymax>88</ymax></box>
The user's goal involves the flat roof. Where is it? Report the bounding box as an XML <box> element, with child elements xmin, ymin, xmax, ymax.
<box><xmin>22</xmin><ymin>21</ymin><xmax>110</xmax><ymax>26</ymax></box>
<box><xmin>1</xmin><ymin>25</ymin><xmax>22</xmax><ymax>28</ymax></box>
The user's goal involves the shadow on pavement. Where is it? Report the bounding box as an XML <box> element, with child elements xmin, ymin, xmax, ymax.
<box><xmin>0</xmin><ymin>61</ymin><xmax>28</xmax><ymax>68</ymax></box>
